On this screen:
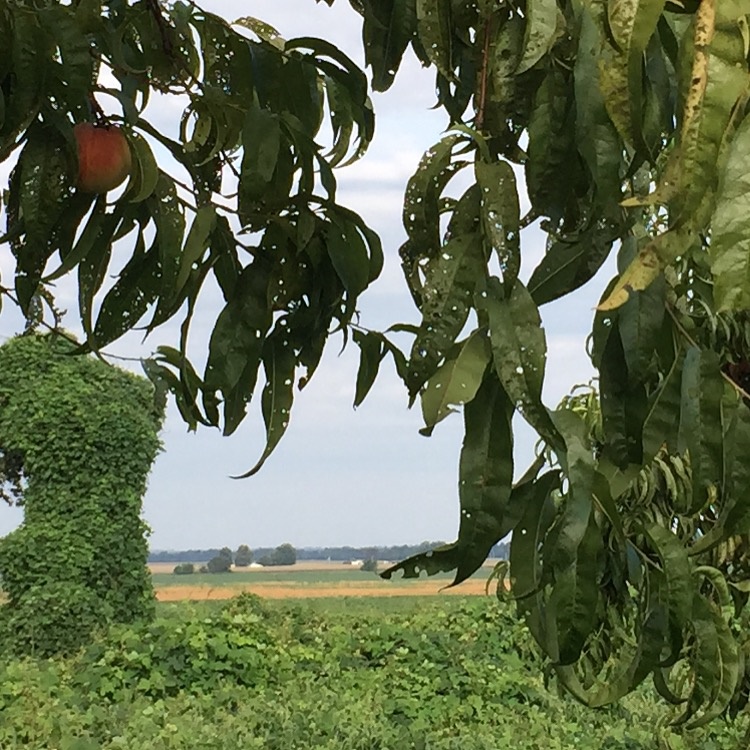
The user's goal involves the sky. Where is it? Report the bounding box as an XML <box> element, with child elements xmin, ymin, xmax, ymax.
<box><xmin>0</xmin><ymin>1</ymin><xmax>604</xmax><ymax>550</ymax></box>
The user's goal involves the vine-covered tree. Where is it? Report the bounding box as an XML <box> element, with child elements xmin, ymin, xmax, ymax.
<box><xmin>0</xmin><ymin>333</ymin><xmax>163</xmax><ymax>655</ymax></box>
<box><xmin>3</xmin><ymin>0</ymin><xmax>750</xmax><ymax>727</ymax></box>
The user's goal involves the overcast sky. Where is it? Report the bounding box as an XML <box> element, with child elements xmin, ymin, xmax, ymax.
<box><xmin>0</xmin><ymin>1</ymin><xmax>602</xmax><ymax>550</ymax></box>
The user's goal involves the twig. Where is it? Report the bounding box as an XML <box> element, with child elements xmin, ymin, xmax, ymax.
<box><xmin>0</xmin><ymin>288</ymin><xmax>148</xmax><ymax>366</ymax></box>
<box><xmin>475</xmin><ymin>17</ymin><xmax>493</xmax><ymax>132</ymax></box>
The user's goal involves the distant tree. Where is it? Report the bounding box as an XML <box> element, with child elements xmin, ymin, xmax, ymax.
<box><xmin>259</xmin><ymin>543</ymin><xmax>296</xmax><ymax>567</ymax></box>
<box><xmin>219</xmin><ymin>547</ymin><xmax>233</xmax><ymax>563</ymax></box>
<box><xmin>173</xmin><ymin>563</ymin><xmax>195</xmax><ymax>576</ymax></box>
<box><xmin>206</xmin><ymin>555</ymin><xmax>231</xmax><ymax>574</ymax></box>
<box><xmin>360</xmin><ymin>558</ymin><xmax>378</xmax><ymax>573</ymax></box>
<box><xmin>198</xmin><ymin>565</ymin><xmax>209</xmax><ymax>574</ymax></box>
<box><xmin>234</xmin><ymin>545</ymin><xmax>253</xmax><ymax>567</ymax></box>
<box><xmin>274</xmin><ymin>543</ymin><xmax>296</xmax><ymax>566</ymax></box>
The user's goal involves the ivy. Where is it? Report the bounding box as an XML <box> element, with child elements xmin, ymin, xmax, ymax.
<box><xmin>0</xmin><ymin>334</ymin><xmax>164</xmax><ymax>656</ymax></box>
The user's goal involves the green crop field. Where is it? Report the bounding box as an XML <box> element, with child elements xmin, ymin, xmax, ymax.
<box><xmin>0</xmin><ymin>594</ymin><xmax>746</xmax><ymax>749</ymax></box>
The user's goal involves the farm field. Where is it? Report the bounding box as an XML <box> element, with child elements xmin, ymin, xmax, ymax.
<box><xmin>0</xmin><ymin>594</ymin><xmax>745</xmax><ymax>749</ymax></box>
<box><xmin>150</xmin><ymin>559</ymin><xmax>501</xmax><ymax>601</ymax></box>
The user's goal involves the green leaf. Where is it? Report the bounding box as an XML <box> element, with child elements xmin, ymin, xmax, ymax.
<box><xmin>589</xmin><ymin>569</ymin><xmax>670</xmax><ymax>705</ymax></box>
<box><xmin>475</xmin><ymin>160</ymin><xmax>520</xmax><ymax>289</ymax></box>
<box><xmin>574</xmin><ymin>2</ymin><xmax>623</xmax><ymax>216</ymax></box>
<box><xmin>678</xmin><ymin>347</ymin><xmax>724</xmax><ymax>514</ymax></box>
<box><xmin>382</xmin><ymin>372</ymin><xmax>514</xmax><ymax>584</ymax></box>
<box><xmin>642</xmin><ymin>349</ymin><xmax>684</xmax><ymax>462</ymax></box>
<box><xmin>92</xmin><ymin>245</ymin><xmax>161</xmax><ymax>348</ymax></box>
<box><xmin>594</xmin><ymin>313</ymin><xmax>647</xmax><ymax>467</ymax></box>
<box><xmin>174</xmin><ymin>205</ymin><xmax>217</xmax><ymax>297</ymax></box>
<box><xmin>234</xmin><ymin>333</ymin><xmax>296</xmax><ymax>478</ymax></box>
<box><xmin>483</xmin><ymin>276</ymin><xmax>561</xmax><ymax>450</ymax></box>
<box><xmin>407</xmin><ymin>235</ymin><xmax>483</xmax><ymax>398</ymax></box>
<box><xmin>13</xmin><ymin>124</ymin><xmax>71</xmax><ymax>310</ymax></box>
<box><xmin>617</xmin><ymin>236</ymin><xmax>667</xmax><ymax>383</ymax></box>
<box><xmin>326</xmin><ymin>213</ymin><xmax>371</xmax><ymax>298</ymax></box>
<box><xmin>353</xmin><ymin>330</ymin><xmax>385</xmax><ymax>408</ymax></box>
<box><xmin>516</xmin><ymin>0</ymin><xmax>559</xmax><ymax>73</ymax></box>
<box><xmin>204</xmin><ymin>260</ymin><xmax>273</xmax><ymax>436</ymax></box>
<box><xmin>528</xmin><ymin>219</ymin><xmax>620</xmax><ymax>306</ymax></box>
<box><xmin>359</xmin><ymin>0</ymin><xmax>417</xmax><ymax>91</ymax></box>
<box><xmin>239</xmin><ymin>103</ymin><xmax>281</xmax><ymax>212</ymax></box>
<box><xmin>643</xmin><ymin>523</ymin><xmax>692</xmax><ymax>666</ymax></box>
<box><xmin>679</xmin><ymin>595</ymin><xmax>740</xmax><ymax>729</ymax></box>
<box><xmin>125</xmin><ymin>131</ymin><xmax>159</xmax><ymax>203</ymax></box>
<box><xmin>401</xmin><ymin>134</ymin><xmax>461</xmax><ymax>262</ymax></box>
<box><xmin>0</xmin><ymin>9</ymin><xmax>48</xmax><ymax>160</ymax></box>
<box><xmin>525</xmin><ymin>70</ymin><xmax>576</xmax><ymax>224</ymax></box>
<box><xmin>419</xmin><ymin>329</ymin><xmax>490</xmax><ymax>435</ymax></box>
<box><xmin>672</xmin><ymin>22</ymin><xmax>749</xmax><ymax>229</ymax></box>
<box><xmin>549</xmin><ymin>507</ymin><xmax>602</xmax><ymax>665</ymax></box>
<box><xmin>709</xmin><ymin>116</ymin><xmax>750</xmax><ymax>311</ymax></box>
<box><xmin>510</xmin><ymin>472</ymin><xmax>560</xmax><ymax>649</ymax></box>
<box><xmin>147</xmin><ymin>173</ymin><xmax>186</xmax><ymax>299</ymax></box>
<box><xmin>415</xmin><ymin>0</ymin><xmax>453</xmax><ymax>80</ymax></box>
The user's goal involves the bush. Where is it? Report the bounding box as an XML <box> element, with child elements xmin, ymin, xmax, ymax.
<box><xmin>173</xmin><ymin>563</ymin><xmax>195</xmax><ymax>575</ymax></box>
<box><xmin>361</xmin><ymin>558</ymin><xmax>378</xmax><ymax>573</ymax></box>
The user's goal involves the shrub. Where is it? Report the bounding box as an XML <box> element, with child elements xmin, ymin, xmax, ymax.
<box><xmin>173</xmin><ymin>563</ymin><xmax>195</xmax><ymax>575</ymax></box>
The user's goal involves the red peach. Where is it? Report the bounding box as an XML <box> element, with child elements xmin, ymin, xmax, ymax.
<box><xmin>74</xmin><ymin>123</ymin><xmax>132</xmax><ymax>193</ymax></box>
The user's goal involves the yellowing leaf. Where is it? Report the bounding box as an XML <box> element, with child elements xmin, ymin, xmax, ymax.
<box><xmin>597</xmin><ymin>230</ymin><xmax>691</xmax><ymax>311</ymax></box>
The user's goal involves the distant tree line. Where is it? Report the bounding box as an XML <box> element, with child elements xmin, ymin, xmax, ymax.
<box><xmin>154</xmin><ymin>541</ymin><xmax>509</xmax><ymax>567</ymax></box>
<box><xmin>169</xmin><ymin>543</ymin><xmax>298</xmax><ymax>575</ymax></box>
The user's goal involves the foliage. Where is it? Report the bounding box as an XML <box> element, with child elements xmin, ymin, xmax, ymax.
<box><xmin>5</xmin><ymin>0</ymin><xmax>750</xmax><ymax>725</ymax></box>
<box><xmin>0</xmin><ymin>0</ymin><xmax>379</xmax><ymax>471</ymax></box>
<box><xmin>234</xmin><ymin>544</ymin><xmax>253</xmax><ymax>567</ymax></box>
<box><xmin>0</xmin><ymin>334</ymin><xmax>164</xmax><ymax>655</ymax></box>
<box><xmin>172</xmin><ymin>563</ymin><xmax>195</xmax><ymax>575</ymax></box>
<box><xmin>258</xmin><ymin>543</ymin><xmax>297</xmax><ymax>567</ymax></box>
<box><xmin>0</xmin><ymin>596</ymin><xmax>746</xmax><ymax>748</ymax></box>
<box><xmin>360</xmin><ymin>557</ymin><xmax>378</xmax><ymax>573</ymax></box>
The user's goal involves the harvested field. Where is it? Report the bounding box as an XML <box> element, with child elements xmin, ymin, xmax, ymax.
<box><xmin>155</xmin><ymin>577</ymin><xmax>493</xmax><ymax>601</ymax></box>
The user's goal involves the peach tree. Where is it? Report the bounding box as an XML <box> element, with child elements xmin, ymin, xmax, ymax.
<box><xmin>3</xmin><ymin>0</ymin><xmax>750</xmax><ymax>727</ymax></box>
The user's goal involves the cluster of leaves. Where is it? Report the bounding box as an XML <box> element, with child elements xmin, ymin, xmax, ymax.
<box><xmin>1</xmin><ymin>595</ymin><xmax>744</xmax><ymax>748</ymax></box>
<box><xmin>0</xmin><ymin>0</ymin><xmax>380</xmax><ymax>474</ymax></box>
<box><xmin>338</xmin><ymin>0</ymin><xmax>750</xmax><ymax>728</ymax></box>
<box><xmin>0</xmin><ymin>333</ymin><xmax>164</xmax><ymax>655</ymax></box>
